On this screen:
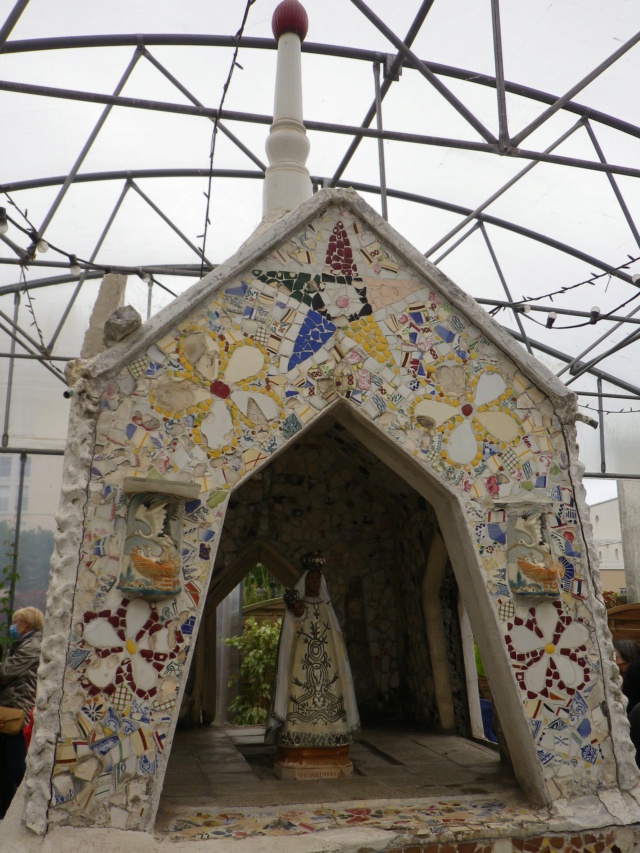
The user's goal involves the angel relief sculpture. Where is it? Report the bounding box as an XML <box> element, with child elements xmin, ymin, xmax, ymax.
<box><xmin>117</xmin><ymin>494</ymin><xmax>182</xmax><ymax>599</ymax></box>
<box><xmin>506</xmin><ymin>505</ymin><xmax>561</xmax><ymax>599</ymax></box>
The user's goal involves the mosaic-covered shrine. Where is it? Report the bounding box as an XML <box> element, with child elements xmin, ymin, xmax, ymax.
<box><xmin>21</xmin><ymin>188</ymin><xmax>640</xmax><ymax>842</ymax></box>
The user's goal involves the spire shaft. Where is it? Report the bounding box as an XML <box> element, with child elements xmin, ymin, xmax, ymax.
<box><xmin>263</xmin><ymin>4</ymin><xmax>312</xmax><ymax>217</ymax></box>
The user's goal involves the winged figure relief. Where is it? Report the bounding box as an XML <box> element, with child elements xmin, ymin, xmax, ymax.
<box><xmin>516</xmin><ymin>551</ymin><xmax>561</xmax><ymax>591</ymax></box>
<box><xmin>126</xmin><ymin>497</ymin><xmax>180</xmax><ymax>589</ymax></box>
<box><xmin>512</xmin><ymin>510</ymin><xmax>549</xmax><ymax>552</ymax></box>
<box><xmin>508</xmin><ymin>507</ymin><xmax>561</xmax><ymax>597</ymax></box>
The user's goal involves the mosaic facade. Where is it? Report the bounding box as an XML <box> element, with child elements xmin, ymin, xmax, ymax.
<box><xmin>158</xmin><ymin>797</ymin><xmax>640</xmax><ymax>848</ymax></box>
<box><xmin>36</xmin><ymin>192</ymin><xmax>630</xmax><ymax>832</ymax></box>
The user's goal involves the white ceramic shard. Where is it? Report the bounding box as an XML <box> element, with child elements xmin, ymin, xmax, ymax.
<box><xmin>477</xmin><ymin>411</ymin><xmax>519</xmax><ymax>443</ymax></box>
<box><xmin>224</xmin><ymin>345</ymin><xmax>264</xmax><ymax>384</ymax></box>
<box><xmin>474</xmin><ymin>372</ymin><xmax>506</xmax><ymax>406</ymax></box>
<box><xmin>199</xmin><ymin>399</ymin><xmax>234</xmax><ymax>449</ymax></box>
<box><xmin>231</xmin><ymin>391</ymin><xmax>278</xmax><ymax>422</ymax></box>
<box><xmin>446</xmin><ymin>420</ymin><xmax>477</xmax><ymax>464</ymax></box>
<box><xmin>414</xmin><ymin>399</ymin><xmax>457</xmax><ymax>428</ymax></box>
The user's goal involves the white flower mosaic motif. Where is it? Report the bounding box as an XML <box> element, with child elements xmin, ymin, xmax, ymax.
<box><xmin>505</xmin><ymin>601</ymin><xmax>590</xmax><ymax>700</ymax></box>
<box><xmin>82</xmin><ymin>598</ymin><xmax>179</xmax><ymax>698</ymax></box>
<box><xmin>319</xmin><ymin>280</ymin><xmax>366</xmax><ymax>320</ymax></box>
<box><xmin>413</xmin><ymin>369</ymin><xmax>519</xmax><ymax>466</ymax></box>
<box><xmin>151</xmin><ymin>336</ymin><xmax>282</xmax><ymax>459</ymax></box>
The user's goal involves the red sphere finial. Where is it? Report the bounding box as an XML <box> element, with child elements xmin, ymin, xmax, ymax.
<box><xmin>272</xmin><ymin>0</ymin><xmax>308</xmax><ymax>42</ymax></box>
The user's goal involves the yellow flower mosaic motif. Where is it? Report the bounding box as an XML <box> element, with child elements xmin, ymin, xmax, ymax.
<box><xmin>150</xmin><ymin>327</ymin><xmax>284</xmax><ymax>459</ymax></box>
<box><xmin>349</xmin><ymin>316</ymin><xmax>397</xmax><ymax>368</ymax></box>
<box><xmin>411</xmin><ymin>366</ymin><xmax>520</xmax><ymax>467</ymax></box>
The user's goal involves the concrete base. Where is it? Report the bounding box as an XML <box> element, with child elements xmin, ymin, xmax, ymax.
<box><xmin>274</xmin><ymin>745</ymin><xmax>353</xmax><ymax>780</ymax></box>
<box><xmin>274</xmin><ymin>761</ymin><xmax>353</xmax><ymax>780</ymax></box>
<box><xmin>6</xmin><ymin>776</ymin><xmax>640</xmax><ymax>852</ymax></box>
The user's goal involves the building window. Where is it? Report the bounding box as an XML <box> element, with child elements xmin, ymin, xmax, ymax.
<box><xmin>0</xmin><ymin>457</ymin><xmax>11</xmax><ymax>477</ymax></box>
<box><xmin>599</xmin><ymin>550</ymin><xmax>602</xmax><ymax>559</ymax></box>
<box><xmin>615</xmin><ymin>548</ymin><xmax>619</xmax><ymax>559</ymax></box>
<box><xmin>0</xmin><ymin>484</ymin><xmax>8</xmax><ymax>513</ymax></box>
<box><xmin>595</xmin><ymin>515</ymin><xmax>599</xmax><ymax>524</ymax></box>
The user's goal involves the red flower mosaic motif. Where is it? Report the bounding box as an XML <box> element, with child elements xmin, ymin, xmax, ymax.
<box><xmin>325</xmin><ymin>221</ymin><xmax>357</xmax><ymax>276</ymax></box>
<box><xmin>79</xmin><ymin>598</ymin><xmax>183</xmax><ymax>700</ymax></box>
<box><xmin>504</xmin><ymin>600</ymin><xmax>590</xmax><ymax>701</ymax></box>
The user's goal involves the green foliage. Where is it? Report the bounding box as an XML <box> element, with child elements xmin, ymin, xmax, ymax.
<box><xmin>242</xmin><ymin>563</ymin><xmax>284</xmax><ymax>607</ymax></box>
<box><xmin>603</xmin><ymin>589</ymin><xmax>628</xmax><ymax>609</ymax></box>
<box><xmin>0</xmin><ymin>521</ymin><xmax>54</xmax><ymax>617</ymax></box>
<box><xmin>0</xmin><ymin>540</ymin><xmax>19</xmax><ymax>649</ymax></box>
<box><xmin>474</xmin><ymin>641</ymin><xmax>486</xmax><ymax>678</ymax></box>
<box><xmin>224</xmin><ymin>616</ymin><xmax>281</xmax><ymax>725</ymax></box>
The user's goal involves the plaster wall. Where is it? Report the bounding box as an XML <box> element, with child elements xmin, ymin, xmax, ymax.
<box><xmin>23</xmin><ymin>190</ymin><xmax>639</xmax><ymax>839</ymax></box>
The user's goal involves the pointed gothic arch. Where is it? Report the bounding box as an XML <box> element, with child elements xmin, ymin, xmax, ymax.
<box><xmin>186</xmin><ymin>539</ymin><xmax>297</xmax><ymax>725</ymax></box>
<box><xmin>176</xmin><ymin>400</ymin><xmax>546</xmax><ymax>804</ymax></box>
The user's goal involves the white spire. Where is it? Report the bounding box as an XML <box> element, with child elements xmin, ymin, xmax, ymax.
<box><xmin>262</xmin><ymin>0</ymin><xmax>312</xmax><ymax>218</ymax></box>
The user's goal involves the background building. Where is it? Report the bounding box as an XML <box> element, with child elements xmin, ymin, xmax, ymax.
<box><xmin>590</xmin><ymin>497</ymin><xmax>626</xmax><ymax>594</ymax></box>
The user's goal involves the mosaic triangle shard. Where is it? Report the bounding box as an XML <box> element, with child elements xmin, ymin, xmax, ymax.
<box><xmin>255</xmin><ymin>221</ymin><xmax>374</xmax><ymax>372</ymax></box>
<box><xmin>287</xmin><ymin>309</ymin><xmax>336</xmax><ymax>370</ymax></box>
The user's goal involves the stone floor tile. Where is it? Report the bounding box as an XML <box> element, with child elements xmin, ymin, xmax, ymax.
<box><xmin>159</xmin><ymin>725</ymin><xmax>518</xmax><ymax>814</ymax></box>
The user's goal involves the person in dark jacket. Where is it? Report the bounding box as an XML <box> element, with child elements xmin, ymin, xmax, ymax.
<box><xmin>0</xmin><ymin>606</ymin><xmax>43</xmax><ymax>818</ymax></box>
<box><xmin>614</xmin><ymin>639</ymin><xmax>640</xmax><ymax>767</ymax></box>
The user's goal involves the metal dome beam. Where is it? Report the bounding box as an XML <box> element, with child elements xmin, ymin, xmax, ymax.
<box><xmin>2</xmin><ymin>34</ymin><xmax>640</xmax><ymax>141</ymax></box>
<box><xmin>1</xmin><ymin>169</ymin><xmax>639</xmax><ymax>399</ymax></box>
<box><xmin>0</xmin><ymin>169</ymin><xmax>636</xmax><ymax>287</ymax></box>
<box><xmin>0</xmin><ymin>0</ymin><xmax>30</xmax><ymax>49</ymax></box>
<box><xmin>3</xmin><ymin>78</ymin><xmax>640</xmax><ymax>180</ymax></box>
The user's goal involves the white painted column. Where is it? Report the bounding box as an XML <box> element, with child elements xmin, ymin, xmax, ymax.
<box><xmin>618</xmin><ymin>479</ymin><xmax>640</xmax><ymax>602</ymax></box>
<box><xmin>421</xmin><ymin>532</ymin><xmax>456</xmax><ymax>732</ymax></box>
<box><xmin>263</xmin><ymin>31</ymin><xmax>312</xmax><ymax>216</ymax></box>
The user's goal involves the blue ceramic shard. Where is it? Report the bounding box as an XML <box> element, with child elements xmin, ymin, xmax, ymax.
<box><xmin>288</xmin><ymin>310</ymin><xmax>335</xmax><ymax>370</ymax></box>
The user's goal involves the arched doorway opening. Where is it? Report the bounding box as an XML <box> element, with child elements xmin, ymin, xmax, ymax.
<box><xmin>160</xmin><ymin>410</ymin><xmax>522</xmax><ymax>817</ymax></box>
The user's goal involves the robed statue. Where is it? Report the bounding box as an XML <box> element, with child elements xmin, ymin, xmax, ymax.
<box><xmin>265</xmin><ymin>551</ymin><xmax>360</xmax><ymax>779</ymax></box>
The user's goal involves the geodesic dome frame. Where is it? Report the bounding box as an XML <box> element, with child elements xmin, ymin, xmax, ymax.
<box><xmin>1</xmin><ymin>0</ymin><xmax>640</xmax><ymax>488</ymax></box>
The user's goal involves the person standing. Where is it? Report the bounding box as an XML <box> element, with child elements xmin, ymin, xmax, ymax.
<box><xmin>0</xmin><ymin>606</ymin><xmax>43</xmax><ymax>818</ymax></box>
<box><xmin>614</xmin><ymin>640</ymin><xmax>640</xmax><ymax>710</ymax></box>
<box><xmin>613</xmin><ymin>639</ymin><xmax>640</xmax><ymax>767</ymax></box>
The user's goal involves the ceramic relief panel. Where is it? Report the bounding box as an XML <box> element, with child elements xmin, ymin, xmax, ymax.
<box><xmin>117</xmin><ymin>493</ymin><xmax>182</xmax><ymax>599</ymax></box>
<box><xmin>51</xmin><ymin>202</ymin><xmax>610</xmax><ymax>829</ymax></box>
<box><xmin>506</xmin><ymin>504</ymin><xmax>561</xmax><ymax>599</ymax></box>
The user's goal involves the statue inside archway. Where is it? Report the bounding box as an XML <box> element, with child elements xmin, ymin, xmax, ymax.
<box><xmin>265</xmin><ymin>551</ymin><xmax>360</xmax><ymax>779</ymax></box>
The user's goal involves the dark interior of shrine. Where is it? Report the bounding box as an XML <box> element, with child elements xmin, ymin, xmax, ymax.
<box><xmin>199</xmin><ymin>417</ymin><xmax>474</xmax><ymax>731</ymax></box>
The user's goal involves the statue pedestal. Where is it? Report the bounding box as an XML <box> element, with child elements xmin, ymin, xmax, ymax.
<box><xmin>274</xmin><ymin>745</ymin><xmax>353</xmax><ymax>780</ymax></box>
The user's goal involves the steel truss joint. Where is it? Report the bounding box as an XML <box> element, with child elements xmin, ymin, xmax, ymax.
<box><xmin>383</xmin><ymin>54</ymin><xmax>401</xmax><ymax>81</ymax></box>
